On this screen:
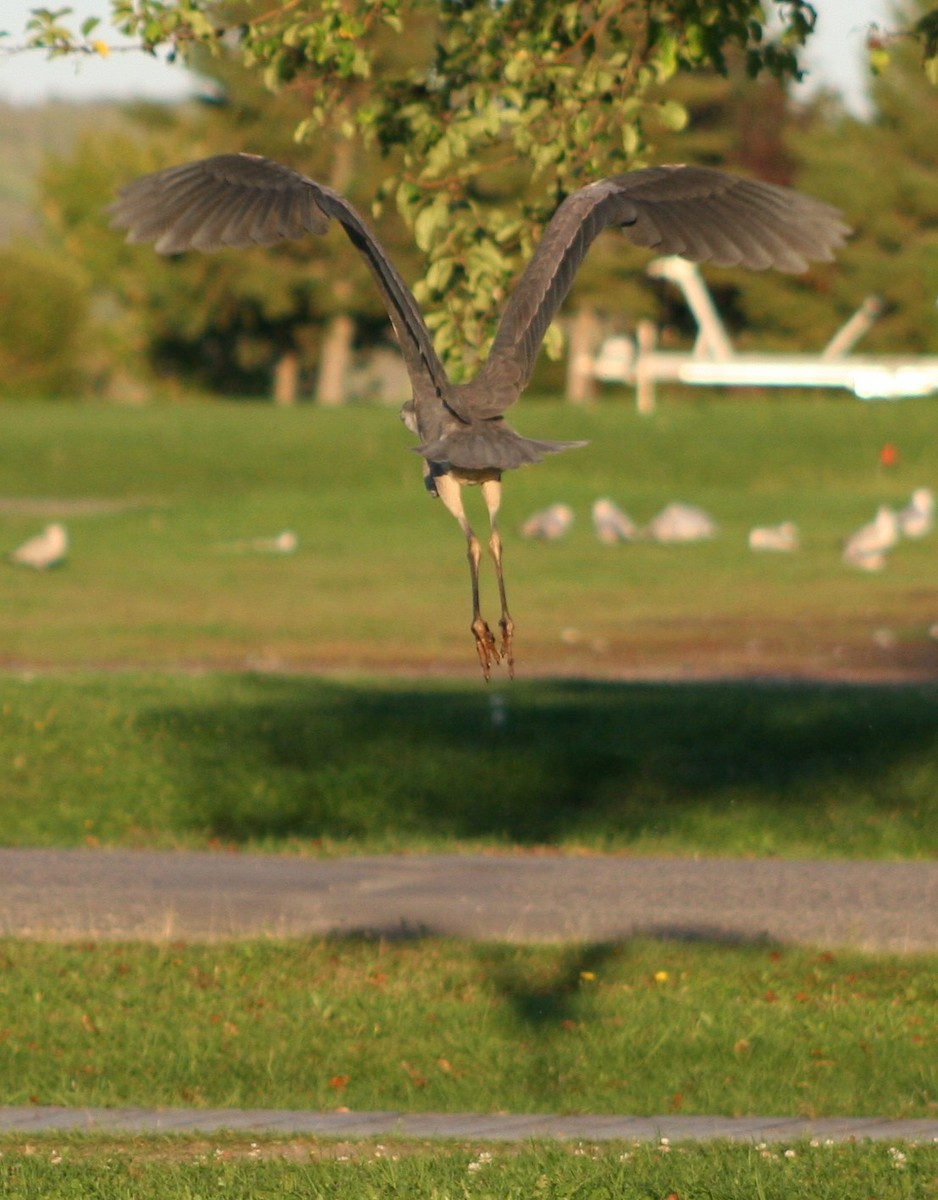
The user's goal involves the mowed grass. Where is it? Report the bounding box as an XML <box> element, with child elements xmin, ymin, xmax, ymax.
<box><xmin>0</xmin><ymin>397</ymin><xmax>935</xmax><ymax>675</ymax></box>
<box><xmin>2</xmin><ymin>401</ymin><xmax>935</xmax><ymax>1190</ymax></box>
<box><xmin>2</xmin><ymin>938</ymin><xmax>936</xmax><ymax>1117</ymax></box>
<box><xmin>2</xmin><ymin>672</ymin><xmax>937</xmax><ymax>856</ymax></box>
<box><xmin>1</xmin><ymin>1136</ymin><xmax>936</xmax><ymax>1200</ymax></box>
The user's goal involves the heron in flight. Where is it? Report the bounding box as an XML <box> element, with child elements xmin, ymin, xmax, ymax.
<box><xmin>110</xmin><ymin>154</ymin><xmax>848</xmax><ymax>677</ymax></box>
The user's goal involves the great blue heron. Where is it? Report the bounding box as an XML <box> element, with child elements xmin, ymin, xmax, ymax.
<box><xmin>109</xmin><ymin>153</ymin><xmax>849</xmax><ymax>676</ymax></box>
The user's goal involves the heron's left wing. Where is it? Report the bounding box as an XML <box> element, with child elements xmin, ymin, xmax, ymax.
<box><xmin>454</xmin><ymin>165</ymin><xmax>850</xmax><ymax>420</ymax></box>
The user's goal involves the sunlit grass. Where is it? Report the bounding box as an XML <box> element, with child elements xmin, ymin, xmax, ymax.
<box><xmin>1</xmin><ymin>1135</ymin><xmax>935</xmax><ymax>1200</ymax></box>
<box><xmin>0</xmin><ymin>397</ymin><xmax>934</xmax><ymax>675</ymax></box>
<box><xmin>1</xmin><ymin>938</ymin><xmax>935</xmax><ymax>1117</ymax></box>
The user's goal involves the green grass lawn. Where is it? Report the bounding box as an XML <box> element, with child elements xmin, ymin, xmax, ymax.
<box><xmin>0</xmin><ymin>397</ymin><xmax>935</xmax><ymax>858</ymax></box>
<box><xmin>1</xmin><ymin>1136</ymin><xmax>935</xmax><ymax>1200</ymax></box>
<box><xmin>2</xmin><ymin>939</ymin><xmax>935</xmax><ymax>1117</ymax></box>
<box><xmin>0</xmin><ymin>397</ymin><xmax>935</xmax><ymax>676</ymax></box>
<box><xmin>3</xmin><ymin>672</ymin><xmax>937</xmax><ymax>856</ymax></box>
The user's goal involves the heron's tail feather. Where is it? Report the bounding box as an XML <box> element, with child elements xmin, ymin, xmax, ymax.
<box><xmin>416</xmin><ymin>425</ymin><xmax>587</xmax><ymax>472</ymax></box>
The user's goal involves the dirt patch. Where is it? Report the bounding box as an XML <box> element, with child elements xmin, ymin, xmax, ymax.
<box><xmin>0</xmin><ymin>497</ymin><xmax>158</xmax><ymax>517</ymax></box>
<box><xmin>0</xmin><ymin>1133</ymin><xmax>488</xmax><ymax>1163</ymax></box>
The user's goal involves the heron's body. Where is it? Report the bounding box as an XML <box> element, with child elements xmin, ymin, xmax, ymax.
<box><xmin>110</xmin><ymin>153</ymin><xmax>849</xmax><ymax>676</ymax></box>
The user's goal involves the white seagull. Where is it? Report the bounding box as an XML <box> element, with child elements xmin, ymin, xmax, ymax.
<box><xmin>644</xmin><ymin>502</ymin><xmax>718</xmax><ymax>544</ymax></box>
<box><xmin>897</xmin><ymin>488</ymin><xmax>935</xmax><ymax>539</ymax></box>
<box><xmin>519</xmin><ymin>503</ymin><xmax>574</xmax><ymax>541</ymax></box>
<box><xmin>9</xmin><ymin>523</ymin><xmax>69</xmax><ymax>570</ymax></box>
<box><xmin>842</xmin><ymin>505</ymin><xmax>900</xmax><ymax>572</ymax></box>
<box><xmin>748</xmin><ymin>521</ymin><xmax>800</xmax><ymax>553</ymax></box>
<box><xmin>592</xmin><ymin>498</ymin><xmax>639</xmax><ymax>544</ymax></box>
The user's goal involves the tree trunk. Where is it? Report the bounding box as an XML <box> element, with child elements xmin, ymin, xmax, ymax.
<box><xmin>565</xmin><ymin>307</ymin><xmax>602</xmax><ymax>405</ymax></box>
<box><xmin>272</xmin><ymin>348</ymin><xmax>300</xmax><ymax>406</ymax></box>
<box><xmin>635</xmin><ymin>318</ymin><xmax>658</xmax><ymax>416</ymax></box>
<box><xmin>316</xmin><ymin>313</ymin><xmax>355</xmax><ymax>407</ymax></box>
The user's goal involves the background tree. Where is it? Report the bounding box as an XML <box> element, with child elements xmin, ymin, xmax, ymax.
<box><xmin>795</xmin><ymin>0</ymin><xmax>938</xmax><ymax>355</ymax></box>
<box><xmin>0</xmin><ymin>241</ymin><xmax>89</xmax><ymax>398</ymax></box>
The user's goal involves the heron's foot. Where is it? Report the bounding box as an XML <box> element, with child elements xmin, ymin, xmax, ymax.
<box><xmin>471</xmin><ymin>617</ymin><xmax>501</xmax><ymax>680</ymax></box>
<box><xmin>499</xmin><ymin>616</ymin><xmax>515</xmax><ymax>680</ymax></box>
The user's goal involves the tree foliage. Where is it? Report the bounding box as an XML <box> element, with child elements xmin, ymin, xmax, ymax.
<box><xmin>795</xmin><ymin>6</ymin><xmax>938</xmax><ymax>355</ymax></box>
<box><xmin>0</xmin><ymin>241</ymin><xmax>89</xmax><ymax>397</ymax></box>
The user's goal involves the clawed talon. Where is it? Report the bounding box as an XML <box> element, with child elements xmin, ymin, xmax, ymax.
<box><xmin>472</xmin><ymin>619</ymin><xmax>501</xmax><ymax>680</ymax></box>
<box><xmin>471</xmin><ymin>617</ymin><xmax>515</xmax><ymax>681</ymax></box>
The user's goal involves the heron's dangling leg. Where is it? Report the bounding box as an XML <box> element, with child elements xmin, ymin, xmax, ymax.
<box><xmin>482</xmin><ymin>477</ymin><xmax>514</xmax><ymax>678</ymax></box>
<box><xmin>434</xmin><ymin>472</ymin><xmax>500</xmax><ymax>679</ymax></box>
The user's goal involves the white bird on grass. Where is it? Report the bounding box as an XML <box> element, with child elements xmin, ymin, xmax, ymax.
<box><xmin>8</xmin><ymin>523</ymin><xmax>68</xmax><ymax>570</ymax></box>
<box><xmin>592</xmin><ymin>498</ymin><xmax>639</xmax><ymax>544</ymax></box>
<box><xmin>519</xmin><ymin>503</ymin><xmax>574</xmax><ymax>541</ymax></box>
<box><xmin>748</xmin><ymin>521</ymin><xmax>800</xmax><ymax>553</ymax></box>
<box><xmin>897</xmin><ymin>488</ymin><xmax>935</xmax><ymax>539</ymax></box>
<box><xmin>215</xmin><ymin>530</ymin><xmax>298</xmax><ymax>554</ymax></box>
<box><xmin>842</xmin><ymin>505</ymin><xmax>900</xmax><ymax>572</ymax></box>
<box><xmin>644</xmin><ymin>502</ymin><xmax>718</xmax><ymax>544</ymax></box>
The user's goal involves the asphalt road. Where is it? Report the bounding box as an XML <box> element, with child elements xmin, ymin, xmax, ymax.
<box><xmin>1</xmin><ymin>848</ymin><xmax>935</xmax><ymax>951</ymax></box>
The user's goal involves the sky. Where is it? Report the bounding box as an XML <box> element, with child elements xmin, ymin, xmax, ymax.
<box><xmin>0</xmin><ymin>0</ymin><xmax>895</xmax><ymax>117</ymax></box>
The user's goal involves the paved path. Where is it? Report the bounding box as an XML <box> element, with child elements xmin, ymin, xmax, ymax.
<box><xmin>2</xmin><ymin>848</ymin><xmax>935</xmax><ymax>1144</ymax></box>
<box><xmin>1</xmin><ymin>1106</ymin><xmax>937</xmax><ymax>1143</ymax></box>
<box><xmin>1</xmin><ymin>847</ymin><xmax>936</xmax><ymax>951</ymax></box>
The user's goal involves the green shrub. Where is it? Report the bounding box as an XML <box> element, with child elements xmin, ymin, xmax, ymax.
<box><xmin>0</xmin><ymin>242</ymin><xmax>89</xmax><ymax>398</ymax></box>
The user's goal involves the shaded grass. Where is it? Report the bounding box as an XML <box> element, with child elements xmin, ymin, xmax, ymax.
<box><xmin>0</xmin><ymin>398</ymin><xmax>935</xmax><ymax>676</ymax></box>
<box><xmin>2</xmin><ymin>672</ymin><xmax>937</xmax><ymax>857</ymax></box>
<box><xmin>1</xmin><ymin>938</ymin><xmax>936</xmax><ymax>1117</ymax></box>
<box><xmin>1</xmin><ymin>1136</ymin><xmax>936</xmax><ymax>1200</ymax></box>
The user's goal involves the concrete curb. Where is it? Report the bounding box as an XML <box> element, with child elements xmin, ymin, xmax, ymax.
<box><xmin>1</xmin><ymin>1107</ymin><xmax>936</xmax><ymax>1144</ymax></box>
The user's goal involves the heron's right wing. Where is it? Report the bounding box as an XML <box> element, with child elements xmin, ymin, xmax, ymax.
<box><xmin>109</xmin><ymin>153</ymin><xmax>449</xmax><ymax>401</ymax></box>
<box><xmin>458</xmin><ymin>165</ymin><xmax>850</xmax><ymax>419</ymax></box>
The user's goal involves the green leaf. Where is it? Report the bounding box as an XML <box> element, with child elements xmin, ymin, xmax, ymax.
<box><xmin>413</xmin><ymin>196</ymin><xmax>450</xmax><ymax>254</ymax></box>
<box><xmin>424</xmin><ymin>256</ymin><xmax>456</xmax><ymax>294</ymax></box>
<box><xmin>657</xmin><ymin>99</ymin><xmax>688</xmax><ymax>132</ymax></box>
<box><xmin>543</xmin><ymin>320</ymin><xmax>564</xmax><ymax>360</ymax></box>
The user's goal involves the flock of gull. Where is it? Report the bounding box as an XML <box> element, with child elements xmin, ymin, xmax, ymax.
<box><xmin>6</xmin><ymin>486</ymin><xmax>934</xmax><ymax>573</ymax></box>
<box><xmin>518</xmin><ymin>486</ymin><xmax>935</xmax><ymax>572</ymax></box>
<box><xmin>841</xmin><ymin>488</ymin><xmax>935</xmax><ymax>572</ymax></box>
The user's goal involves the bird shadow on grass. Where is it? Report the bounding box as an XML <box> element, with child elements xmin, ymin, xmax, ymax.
<box><xmin>137</xmin><ymin>676</ymin><xmax>938</xmax><ymax>857</ymax></box>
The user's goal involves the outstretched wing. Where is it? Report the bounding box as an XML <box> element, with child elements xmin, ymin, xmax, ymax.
<box><xmin>455</xmin><ymin>165</ymin><xmax>850</xmax><ymax>420</ymax></box>
<box><xmin>109</xmin><ymin>153</ymin><xmax>449</xmax><ymax>402</ymax></box>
